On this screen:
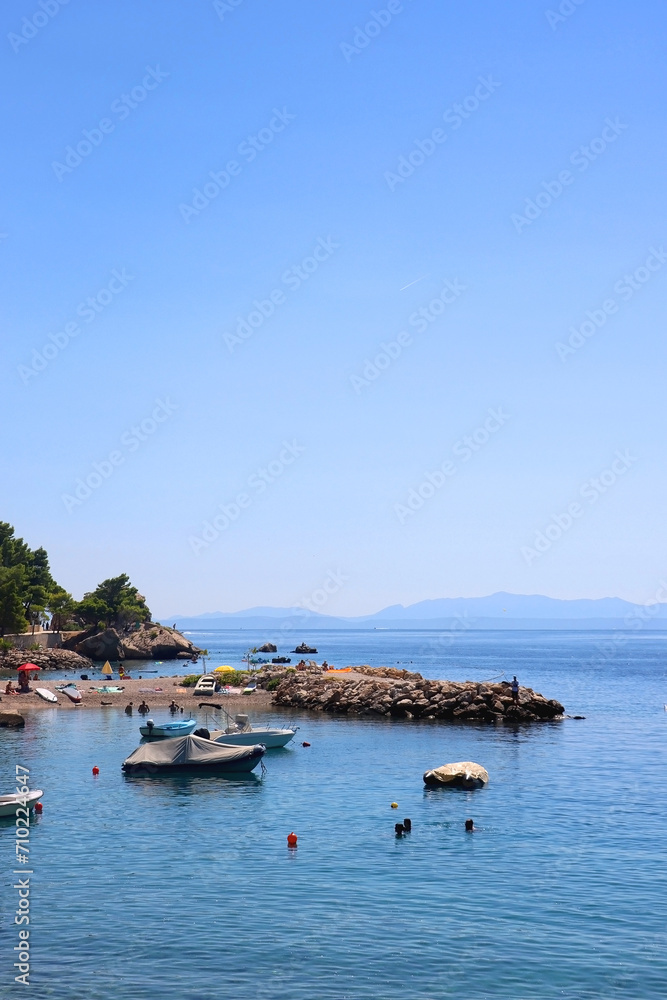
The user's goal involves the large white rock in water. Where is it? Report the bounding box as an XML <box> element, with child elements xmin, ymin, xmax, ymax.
<box><xmin>423</xmin><ymin>761</ymin><xmax>489</xmax><ymax>788</ymax></box>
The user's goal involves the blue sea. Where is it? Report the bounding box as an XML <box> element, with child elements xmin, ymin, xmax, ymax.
<box><xmin>1</xmin><ymin>629</ymin><xmax>666</xmax><ymax>999</ymax></box>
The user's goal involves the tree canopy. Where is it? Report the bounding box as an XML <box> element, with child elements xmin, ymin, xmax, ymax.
<box><xmin>0</xmin><ymin>521</ymin><xmax>151</xmax><ymax>636</ymax></box>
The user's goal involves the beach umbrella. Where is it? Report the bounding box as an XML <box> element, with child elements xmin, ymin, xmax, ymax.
<box><xmin>101</xmin><ymin>661</ymin><xmax>113</xmax><ymax>676</ymax></box>
<box><xmin>17</xmin><ymin>663</ymin><xmax>40</xmax><ymax>672</ymax></box>
<box><xmin>213</xmin><ymin>665</ymin><xmax>234</xmax><ymax>673</ymax></box>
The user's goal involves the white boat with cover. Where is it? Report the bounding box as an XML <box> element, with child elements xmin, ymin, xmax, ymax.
<box><xmin>122</xmin><ymin>734</ymin><xmax>265</xmax><ymax>774</ymax></box>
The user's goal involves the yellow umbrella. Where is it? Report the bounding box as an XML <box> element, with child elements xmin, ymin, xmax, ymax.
<box><xmin>213</xmin><ymin>665</ymin><xmax>235</xmax><ymax>673</ymax></box>
<box><xmin>101</xmin><ymin>661</ymin><xmax>113</xmax><ymax>676</ymax></box>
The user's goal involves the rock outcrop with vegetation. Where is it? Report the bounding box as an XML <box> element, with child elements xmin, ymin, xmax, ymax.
<box><xmin>269</xmin><ymin>668</ymin><xmax>564</xmax><ymax>724</ymax></box>
<box><xmin>63</xmin><ymin>622</ymin><xmax>202</xmax><ymax>661</ymax></box>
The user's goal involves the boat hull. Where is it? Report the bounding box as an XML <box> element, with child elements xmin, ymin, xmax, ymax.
<box><xmin>139</xmin><ymin>720</ymin><xmax>198</xmax><ymax>739</ymax></box>
<box><xmin>35</xmin><ymin>688</ymin><xmax>58</xmax><ymax>703</ymax></box>
<box><xmin>122</xmin><ymin>745</ymin><xmax>265</xmax><ymax>775</ymax></box>
<box><xmin>211</xmin><ymin>728</ymin><xmax>295</xmax><ymax>749</ymax></box>
<box><xmin>0</xmin><ymin>790</ymin><xmax>43</xmax><ymax>817</ymax></box>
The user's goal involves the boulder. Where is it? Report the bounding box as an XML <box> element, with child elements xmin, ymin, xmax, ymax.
<box><xmin>0</xmin><ymin>710</ymin><xmax>25</xmax><ymax>728</ymax></box>
<box><xmin>258</xmin><ymin>643</ymin><xmax>277</xmax><ymax>653</ymax></box>
<box><xmin>423</xmin><ymin>761</ymin><xmax>489</xmax><ymax>788</ymax></box>
<box><xmin>75</xmin><ymin>628</ymin><xmax>124</xmax><ymax>661</ymax></box>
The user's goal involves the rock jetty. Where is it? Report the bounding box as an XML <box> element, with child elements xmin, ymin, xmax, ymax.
<box><xmin>0</xmin><ymin>648</ymin><xmax>92</xmax><ymax>673</ymax></box>
<box><xmin>269</xmin><ymin>668</ymin><xmax>563</xmax><ymax>724</ymax></box>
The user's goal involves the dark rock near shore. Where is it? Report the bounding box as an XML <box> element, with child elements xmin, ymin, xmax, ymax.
<box><xmin>293</xmin><ymin>643</ymin><xmax>317</xmax><ymax>654</ymax></box>
<box><xmin>258</xmin><ymin>643</ymin><xmax>277</xmax><ymax>653</ymax></box>
<box><xmin>0</xmin><ymin>710</ymin><xmax>25</xmax><ymax>728</ymax></box>
<box><xmin>270</xmin><ymin>669</ymin><xmax>564</xmax><ymax>724</ymax></box>
<box><xmin>62</xmin><ymin>623</ymin><xmax>203</xmax><ymax>662</ymax></box>
<box><xmin>0</xmin><ymin>648</ymin><xmax>93</xmax><ymax>673</ymax></box>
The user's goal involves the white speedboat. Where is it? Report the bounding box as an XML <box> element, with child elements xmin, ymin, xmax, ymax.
<box><xmin>210</xmin><ymin>713</ymin><xmax>296</xmax><ymax>749</ymax></box>
<box><xmin>0</xmin><ymin>790</ymin><xmax>43</xmax><ymax>818</ymax></box>
<box><xmin>139</xmin><ymin>719</ymin><xmax>198</xmax><ymax>739</ymax></box>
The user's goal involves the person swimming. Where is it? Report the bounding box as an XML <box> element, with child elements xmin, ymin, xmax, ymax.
<box><xmin>465</xmin><ymin>818</ymin><xmax>475</xmax><ymax>832</ymax></box>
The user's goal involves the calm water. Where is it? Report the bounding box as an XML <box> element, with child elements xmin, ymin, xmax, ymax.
<box><xmin>1</xmin><ymin>630</ymin><xmax>666</xmax><ymax>999</ymax></box>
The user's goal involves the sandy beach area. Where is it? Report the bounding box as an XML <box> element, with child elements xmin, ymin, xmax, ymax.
<box><xmin>1</xmin><ymin>676</ymin><xmax>275</xmax><ymax>714</ymax></box>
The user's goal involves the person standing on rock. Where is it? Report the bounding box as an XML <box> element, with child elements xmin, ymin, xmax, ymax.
<box><xmin>511</xmin><ymin>676</ymin><xmax>520</xmax><ymax>705</ymax></box>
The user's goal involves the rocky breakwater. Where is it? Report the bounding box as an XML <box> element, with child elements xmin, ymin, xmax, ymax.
<box><xmin>271</xmin><ymin>669</ymin><xmax>564</xmax><ymax>724</ymax></box>
<box><xmin>62</xmin><ymin>623</ymin><xmax>203</xmax><ymax>662</ymax></box>
<box><xmin>0</xmin><ymin>648</ymin><xmax>93</xmax><ymax>673</ymax></box>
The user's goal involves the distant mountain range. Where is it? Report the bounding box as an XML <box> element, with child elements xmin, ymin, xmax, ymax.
<box><xmin>159</xmin><ymin>592</ymin><xmax>667</xmax><ymax>631</ymax></box>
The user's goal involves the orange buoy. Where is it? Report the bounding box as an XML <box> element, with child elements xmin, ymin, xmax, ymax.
<box><xmin>287</xmin><ymin>832</ymin><xmax>298</xmax><ymax>847</ymax></box>
<box><xmin>35</xmin><ymin>802</ymin><xmax>43</xmax><ymax>813</ymax></box>
<box><xmin>302</xmin><ymin>741</ymin><xmax>311</xmax><ymax>747</ymax></box>
<box><xmin>92</xmin><ymin>767</ymin><xmax>100</xmax><ymax>776</ymax></box>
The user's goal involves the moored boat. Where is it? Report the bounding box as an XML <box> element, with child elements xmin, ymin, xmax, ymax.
<box><xmin>0</xmin><ymin>789</ymin><xmax>43</xmax><ymax>817</ymax></box>
<box><xmin>210</xmin><ymin>712</ymin><xmax>296</xmax><ymax>749</ymax></box>
<box><xmin>122</xmin><ymin>734</ymin><xmax>265</xmax><ymax>774</ymax></box>
<box><xmin>139</xmin><ymin>719</ymin><xmax>198</xmax><ymax>739</ymax></box>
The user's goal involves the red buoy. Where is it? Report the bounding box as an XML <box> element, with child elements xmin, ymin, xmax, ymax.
<box><xmin>302</xmin><ymin>742</ymin><xmax>311</xmax><ymax>747</ymax></box>
<box><xmin>92</xmin><ymin>767</ymin><xmax>100</xmax><ymax>776</ymax></box>
<box><xmin>287</xmin><ymin>832</ymin><xmax>298</xmax><ymax>847</ymax></box>
<box><xmin>35</xmin><ymin>802</ymin><xmax>43</xmax><ymax>813</ymax></box>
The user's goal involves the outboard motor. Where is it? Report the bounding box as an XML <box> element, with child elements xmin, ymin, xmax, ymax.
<box><xmin>146</xmin><ymin>719</ymin><xmax>154</xmax><ymax>733</ymax></box>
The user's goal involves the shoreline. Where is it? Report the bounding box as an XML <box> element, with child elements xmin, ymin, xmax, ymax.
<box><xmin>2</xmin><ymin>677</ymin><xmax>274</xmax><ymax>714</ymax></box>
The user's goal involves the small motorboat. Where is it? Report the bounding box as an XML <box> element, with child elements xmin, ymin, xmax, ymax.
<box><xmin>55</xmin><ymin>684</ymin><xmax>82</xmax><ymax>704</ymax></box>
<box><xmin>139</xmin><ymin>719</ymin><xmax>198</xmax><ymax>739</ymax></box>
<box><xmin>122</xmin><ymin>734</ymin><xmax>265</xmax><ymax>775</ymax></box>
<box><xmin>0</xmin><ymin>789</ymin><xmax>43</xmax><ymax>818</ymax></box>
<box><xmin>210</xmin><ymin>712</ymin><xmax>296</xmax><ymax>749</ymax></box>
<box><xmin>193</xmin><ymin>675</ymin><xmax>217</xmax><ymax>696</ymax></box>
<box><xmin>35</xmin><ymin>688</ymin><xmax>58</xmax><ymax>703</ymax></box>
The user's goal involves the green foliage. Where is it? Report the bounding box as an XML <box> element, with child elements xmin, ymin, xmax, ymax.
<box><xmin>0</xmin><ymin>565</ymin><xmax>29</xmax><ymax>636</ymax></box>
<box><xmin>77</xmin><ymin>574</ymin><xmax>151</xmax><ymax>629</ymax></box>
<box><xmin>0</xmin><ymin>637</ymin><xmax>16</xmax><ymax>652</ymax></box>
<box><xmin>181</xmin><ymin>674</ymin><xmax>202</xmax><ymax>687</ymax></box>
<box><xmin>0</xmin><ymin>521</ymin><xmax>152</xmax><ymax>638</ymax></box>
<box><xmin>265</xmin><ymin>677</ymin><xmax>282</xmax><ymax>691</ymax></box>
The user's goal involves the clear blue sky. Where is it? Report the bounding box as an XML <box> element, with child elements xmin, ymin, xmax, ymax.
<box><xmin>1</xmin><ymin>0</ymin><xmax>666</xmax><ymax>616</ymax></box>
